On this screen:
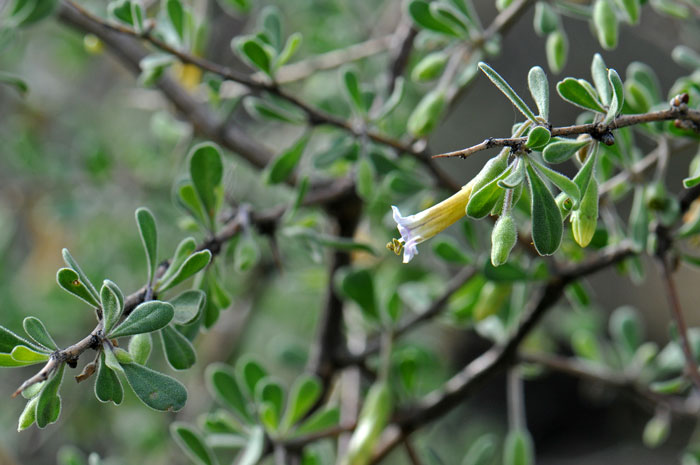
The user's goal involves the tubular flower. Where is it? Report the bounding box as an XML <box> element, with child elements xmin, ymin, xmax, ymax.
<box><xmin>388</xmin><ymin>181</ymin><xmax>474</xmax><ymax>263</ymax></box>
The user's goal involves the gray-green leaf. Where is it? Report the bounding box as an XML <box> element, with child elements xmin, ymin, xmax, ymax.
<box><xmin>189</xmin><ymin>142</ymin><xmax>223</xmax><ymax>230</ymax></box>
<box><xmin>56</xmin><ymin>268</ymin><xmax>101</xmax><ymax>308</ymax></box>
<box><xmin>479</xmin><ymin>62</ymin><xmax>537</xmax><ymax>122</ymax></box>
<box><xmin>23</xmin><ymin>317</ymin><xmax>58</xmax><ymax>351</ymax></box>
<box><xmin>159</xmin><ymin>250</ymin><xmax>212</xmax><ymax>292</ymax></box>
<box><xmin>36</xmin><ymin>363</ymin><xmax>65</xmax><ymax>428</ymax></box>
<box><xmin>122</xmin><ymin>362</ymin><xmax>187</xmax><ymax>411</ymax></box>
<box><xmin>528</xmin><ymin>66</ymin><xmax>549</xmax><ymax>120</ymax></box>
<box><xmin>160</xmin><ymin>325</ymin><xmax>196</xmax><ymax>370</ymax></box>
<box><xmin>171</xmin><ymin>422</ymin><xmax>219</xmax><ymax>465</ymax></box>
<box><xmin>526</xmin><ymin>163</ymin><xmax>563</xmax><ymax>255</ymax></box>
<box><xmin>95</xmin><ymin>351</ymin><xmax>124</xmax><ymax>405</ymax></box>
<box><xmin>109</xmin><ymin>301</ymin><xmax>174</xmax><ymax>338</ymax></box>
<box><xmin>135</xmin><ymin>207</ymin><xmax>158</xmax><ymax>283</ymax></box>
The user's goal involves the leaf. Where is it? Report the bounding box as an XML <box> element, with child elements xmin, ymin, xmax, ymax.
<box><xmin>432</xmin><ymin>237</ymin><xmax>472</xmax><ymax>264</ymax></box>
<box><xmin>356</xmin><ymin>157</ymin><xmax>374</xmax><ymax>201</ymax></box>
<box><xmin>95</xmin><ymin>352</ymin><xmax>124</xmax><ymax>405</ymax></box>
<box><xmin>0</xmin><ymin>71</ymin><xmax>28</xmax><ymax>95</ymax></box>
<box><xmin>170</xmin><ymin>290</ymin><xmax>206</xmax><ymax>325</ymax></box>
<box><xmin>160</xmin><ymin>325</ymin><xmax>196</xmax><ymax>370</ymax></box>
<box><xmin>342</xmin><ymin>68</ymin><xmax>366</xmax><ymax>114</ymax></box>
<box><xmin>109</xmin><ymin>301</ymin><xmax>174</xmax><ymax>338</ymax></box>
<box><xmin>23</xmin><ymin>317</ymin><xmax>57</xmax><ymax>351</ymax></box>
<box><xmin>338</xmin><ymin>268</ymin><xmax>377</xmax><ymax>321</ymax></box>
<box><xmin>121</xmin><ymin>362</ymin><xmax>187</xmax><ymax>411</ymax></box>
<box><xmin>36</xmin><ymin>363</ymin><xmax>65</xmax><ymax>428</ymax></box>
<box><xmin>412</xmin><ymin>52</ymin><xmax>449</xmax><ymax>82</ymax></box>
<box><xmin>18</xmin><ymin>396</ymin><xmax>38</xmax><ymax>432</ymax></box>
<box><xmin>159</xmin><ymin>250</ymin><xmax>212</xmax><ymax>292</ymax></box>
<box><xmin>166</xmin><ymin>0</ymin><xmax>186</xmax><ymax>41</ymax></box>
<box><xmin>593</xmin><ymin>0</ymin><xmax>618</xmax><ymax>50</ymax></box>
<box><xmin>99</xmin><ymin>282</ymin><xmax>121</xmax><ymax>335</ymax></box>
<box><xmin>276</xmin><ymin>32</ymin><xmax>302</xmax><ymax>68</ymax></box>
<box><xmin>466</xmin><ymin>166</ymin><xmax>510</xmax><ymax>219</ymax></box>
<box><xmin>609</xmin><ymin>306</ymin><xmax>642</xmax><ymax>356</ymax></box>
<box><xmin>463</xmin><ymin>434</ymin><xmax>496</xmax><ymax>465</ymax></box>
<box><xmin>56</xmin><ymin>268</ymin><xmax>101</xmax><ymax>308</ymax></box>
<box><xmin>139</xmin><ymin>53</ymin><xmax>176</xmax><ymax>86</ymax></box>
<box><xmin>591</xmin><ymin>53</ymin><xmax>612</xmax><ymax>106</ymax></box>
<box><xmin>135</xmin><ymin>207</ymin><xmax>158</xmax><ymax>283</ymax></box>
<box><xmin>233</xmin><ymin>36</ymin><xmax>274</xmax><ymax>77</ymax></box>
<box><xmin>530</xmin><ymin>159</ymin><xmax>581</xmax><ymax>208</ymax></box>
<box><xmin>282</xmin><ymin>374</ymin><xmax>322</xmax><ymax>430</ymax></box>
<box><xmin>243</xmin><ymin>96</ymin><xmax>305</xmax><ymax>124</ymax></box>
<box><xmin>11</xmin><ymin>345</ymin><xmax>49</xmax><ymax>364</ymax></box>
<box><xmin>0</xmin><ymin>353</ymin><xmax>38</xmax><ymax>367</ymax></box>
<box><xmin>294</xmin><ymin>407</ymin><xmax>340</xmax><ymax>436</ymax></box>
<box><xmin>237</xmin><ymin>426</ymin><xmax>264</xmax><ymax>465</ymax></box>
<box><xmin>177</xmin><ymin>182</ymin><xmax>209</xmax><ymax>227</ymax></box>
<box><xmin>375</xmin><ymin>77</ymin><xmax>405</xmax><ymax>119</ymax></box>
<box><xmin>256</xmin><ymin>380</ymin><xmax>284</xmax><ymax>430</ymax></box>
<box><xmin>478</xmin><ymin>62</ymin><xmax>537</xmax><ymax>123</ymax></box>
<box><xmin>604</xmin><ymin>68</ymin><xmax>624</xmax><ymax>124</ymax></box>
<box><xmin>556</xmin><ymin>78</ymin><xmax>606</xmax><ymax>113</ymax></box>
<box><xmin>546</xmin><ymin>30</ymin><xmax>567</xmax><ymax>75</ymax></box>
<box><xmin>504</xmin><ymin>429</ymin><xmax>534</xmax><ymax>465</ymax></box>
<box><xmin>284</xmin><ymin>227</ymin><xmax>376</xmax><ymax>256</ymax></box>
<box><xmin>527</xmin><ymin>66</ymin><xmax>549</xmax><ymax>120</ymax></box>
<box><xmin>499</xmin><ymin>159</ymin><xmax>525</xmax><ymax>189</ymax></box>
<box><xmin>238</xmin><ymin>357</ymin><xmax>268</xmax><ymax>397</ymax></box>
<box><xmin>62</xmin><ymin>248</ymin><xmax>100</xmax><ymax>302</ymax></box>
<box><xmin>159</xmin><ymin>237</ymin><xmax>197</xmax><ymax>285</ymax></box>
<box><xmin>0</xmin><ymin>325</ymin><xmax>34</xmax><ymax>353</ymax></box>
<box><xmin>542</xmin><ymin>138</ymin><xmax>590</xmax><ymax>164</ymax></box>
<box><xmin>265</xmin><ymin>132</ymin><xmax>310</xmax><ymax>184</ymax></box>
<box><xmin>128</xmin><ymin>333</ymin><xmax>152</xmax><ymax>365</ymax></box>
<box><xmin>103</xmin><ymin>345</ymin><xmax>124</xmax><ymax>373</ymax></box>
<box><xmin>206</xmin><ymin>363</ymin><xmax>253</xmax><ymax>423</ymax></box>
<box><xmin>189</xmin><ymin>142</ymin><xmax>223</xmax><ymax>229</ymax></box>
<box><xmin>234</xmin><ymin>235</ymin><xmax>260</xmax><ymax>272</ymax></box>
<box><xmin>615</xmin><ymin>0</ymin><xmax>640</xmax><ymax>23</ymax></box>
<box><xmin>525</xmin><ymin>126</ymin><xmax>551</xmax><ymax>150</ymax></box>
<box><xmin>408</xmin><ymin>0</ymin><xmax>462</xmax><ymax>36</ymax></box>
<box><xmin>533</xmin><ymin>2</ymin><xmax>559</xmax><ymax>36</ymax></box>
<box><xmin>407</xmin><ymin>89</ymin><xmax>447</xmax><ymax>138</ymax></box>
<box><xmin>526</xmin><ymin>163</ymin><xmax>562</xmax><ymax>255</ymax></box>
<box><xmin>171</xmin><ymin>422</ymin><xmax>219</xmax><ymax>465</ymax></box>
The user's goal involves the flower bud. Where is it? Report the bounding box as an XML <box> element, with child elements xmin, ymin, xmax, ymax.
<box><xmin>645</xmin><ymin>181</ymin><xmax>667</xmax><ymax>210</ymax></box>
<box><xmin>491</xmin><ymin>213</ymin><xmax>518</xmax><ymax>266</ymax></box>
<box><xmin>470</xmin><ymin>150</ymin><xmax>509</xmax><ymax>197</ymax></box>
<box><xmin>571</xmin><ymin>179</ymin><xmax>598</xmax><ymax>247</ymax></box>
<box><xmin>411</xmin><ymin>52</ymin><xmax>449</xmax><ymax>82</ymax></box>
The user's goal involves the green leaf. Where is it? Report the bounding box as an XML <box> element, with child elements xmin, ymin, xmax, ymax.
<box><xmin>108</xmin><ymin>0</ymin><xmax>134</xmax><ymax>25</ymax></box>
<box><xmin>282</xmin><ymin>374</ymin><xmax>322</xmax><ymax>430</ymax></box>
<box><xmin>135</xmin><ymin>207</ymin><xmax>158</xmax><ymax>283</ymax></box>
<box><xmin>643</xmin><ymin>414</ymin><xmax>670</xmax><ymax>448</ymax></box>
<box><xmin>233</xmin><ymin>36</ymin><xmax>274</xmax><ymax>77</ymax></box>
<box><xmin>338</xmin><ymin>268</ymin><xmax>377</xmax><ymax>321</ymax></box>
<box><xmin>159</xmin><ymin>237</ymin><xmax>197</xmax><ymax>285</ymax></box>
<box><xmin>478</xmin><ymin>62</ymin><xmax>538</xmax><ymax>122</ymax></box>
<box><xmin>237</xmin><ymin>426</ymin><xmax>264</xmax><ymax>465</ymax></box>
<box><xmin>591</xmin><ymin>53</ymin><xmax>612</xmax><ymax>107</ymax></box>
<box><xmin>466</xmin><ymin>166</ymin><xmax>510</xmax><ymax>219</ymax></box>
<box><xmin>177</xmin><ymin>182</ymin><xmax>209</xmax><ymax>227</ymax></box>
<box><xmin>189</xmin><ymin>142</ymin><xmax>223</xmax><ymax>229</ymax></box>
<box><xmin>206</xmin><ymin>363</ymin><xmax>253</xmax><ymax>423</ymax></box>
<box><xmin>431</xmin><ymin>3</ymin><xmax>471</xmax><ymax>36</ymax></box>
<box><xmin>504</xmin><ymin>430</ymin><xmax>534</xmax><ymax>465</ymax></box>
<box><xmin>238</xmin><ymin>357</ymin><xmax>268</xmax><ymax>397</ymax></box>
<box><xmin>546</xmin><ymin>30</ymin><xmax>568</xmax><ymax>75</ymax></box>
<box><xmin>170</xmin><ymin>290</ymin><xmax>206</xmax><ymax>325</ymax></box>
<box><xmin>11</xmin><ymin>345</ymin><xmax>49</xmax><ymax>364</ymax></box>
<box><xmin>260</xmin><ymin>5</ymin><xmax>282</xmax><ymax>50</ymax></box>
<box><xmin>130</xmin><ymin>0</ymin><xmax>144</xmax><ymax>32</ymax></box>
<box><xmin>284</xmin><ymin>227</ymin><xmax>376</xmax><ymax>256</ymax></box>
<box><xmin>128</xmin><ymin>333</ymin><xmax>152</xmax><ymax>365</ymax></box>
<box><xmin>527</xmin><ymin>66</ymin><xmax>549</xmax><ymax>120</ymax></box>
<box><xmin>243</xmin><ymin>96</ymin><xmax>306</xmax><ymax>124</ymax></box>
<box><xmin>432</xmin><ymin>237</ymin><xmax>472</xmax><ymax>264</ymax></box>
<box><xmin>171</xmin><ymin>422</ymin><xmax>219</xmax><ymax>465</ymax></box>
<box><xmin>615</xmin><ymin>0</ymin><xmax>640</xmax><ymax>23</ymax></box>
<box><xmin>122</xmin><ymin>362</ymin><xmax>187</xmax><ymax>411</ymax></box>
<box><xmin>499</xmin><ymin>159</ymin><xmax>525</xmax><ymax>189</ymax></box>
<box><xmin>56</xmin><ymin>268</ymin><xmax>101</xmax><ymax>308</ymax></box>
<box><xmin>256</xmin><ymin>380</ymin><xmax>284</xmax><ymax>430</ymax></box>
<box><xmin>462</xmin><ymin>434</ymin><xmax>496</xmax><ymax>465</ymax></box>
<box><xmin>526</xmin><ymin>163</ymin><xmax>562</xmax><ymax>255</ymax></box>
<box><xmin>533</xmin><ymin>2</ymin><xmax>559</xmax><ymax>36</ymax></box>
<box><xmin>159</xmin><ymin>250</ymin><xmax>212</xmax><ymax>292</ymax></box>
<box><xmin>408</xmin><ymin>0</ymin><xmax>463</xmax><ymax>36</ymax></box>
<box><xmin>276</xmin><ymin>32</ymin><xmax>302</xmax><ymax>68</ymax></box>
<box><xmin>0</xmin><ymin>325</ymin><xmax>34</xmax><ymax>353</ymax></box>
<box><xmin>23</xmin><ymin>317</ymin><xmax>57</xmax><ymax>351</ymax></box>
<box><xmin>556</xmin><ymin>78</ymin><xmax>606</xmax><ymax>113</ymax></box>
<box><xmin>342</xmin><ymin>68</ymin><xmax>366</xmax><ymax>114</ymax></box>
<box><xmin>542</xmin><ymin>138</ymin><xmax>590</xmax><ymax>164</ymax></box>
<box><xmin>294</xmin><ymin>407</ymin><xmax>340</xmax><ymax>436</ymax></box>
<box><xmin>95</xmin><ymin>351</ymin><xmax>124</xmax><ymax>405</ymax></box>
<box><xmin>609</xmin><ymin>306</ymin><xmax>642</xmax><ymax>356</ymax></box>
<box><xmin>100</xmin><ymin>281</ymin><xmax>122</xmax><ymax>335</ymax></box>
<box><xmin>109</xmin><ymin>301</ymin><xmax>174</xmax><ymax>338</ymax></box>
<box><xmin>18</xmin><ymin>396</ymin><xmax>39</xmax><ymax>432</ymax></box>
<box><xmin>103</xmin><ymin>345</ymin><xmax>124</xmax><ymax>373</ymax></box>
<box><xmin>412</xmin><ymin>52</ymin><xmax>449</xmax><ymax>82</ymax></box>
<box><xmin>672</xmin><ymin>45</ymin><xmax>700</xmax><ymax>70</ymax></box>
<box><xmin>139</xmin><ymin>53</ymin><xmax>176</xmax><ymax>86</ymax></box>
<box><xmin>530</xmin><ymin>158</ymin><xmax>581</xmax><ymax>208</ymax></box>
<box><xmin>604</xmin><ymin>68</ymin><xmax>624</xmax><ymax>124</ymax></box>
<box><xmin>0</xmin><ymin>353</ymin><xmax>38</xmax><ymax>367</ymax></box>
<box><xmin>525</xmin><ymin>126</ymin><xmax>551</xmax><ymax>150</ymax></box>
<box><xmin>160</xmin><ymin>325</ymin><xmax>196</xmax><ymax>370</ymax></box>
<box><xmin>11</xmin><ymin>0</ymin><xmax>58</xmax><ymax>25</ymax></box>
<box><xmin>36</xmin><ymin>363</ymin><xmax>65</xmax><ymax>428</ymax></box>
<box><xmin>375</xmin><ymin>77</ymin><xmax>405</xmax><ymax>120</ymax></box>
<box><xmin>265</xmin><ymin>132</ymin><xmax>310</xmax><ymax>184</ymax></box>
<box><xmin>62</xmin><ymin>248</ymin><xmax>100</xmax><ymax>302</ymax></box>
<box><xmin>407</xmin><ymin>89</ymin><xmax>447</xmax><ymax>138</ymax></box>
<box><xmin>166</xmin><ymin>0</ymin><xmax>186</xmax><ymax>41</ymax></box>
<box><xmin>356</xmin><ymin>157</ymin><xmax>374</xmax><ymax>201</ymax></box>
<box><xmin>650</xmin><ymin>376</ymin><xmax>688</xmax><ymax>394</ymax></box>
<box><xmin>0</xmin><ymin>71</ymin><xmax>28</xmax><ymax>95</ymax></box>
<box><xmin>234</xmin><ymin>235</ymin><xmax>260</xmax><ymax>272</ymax></box>
<box><xmin>593</xmin><ymin>0</ymin><xmax>619</xmax><ymax>50</ymax></box>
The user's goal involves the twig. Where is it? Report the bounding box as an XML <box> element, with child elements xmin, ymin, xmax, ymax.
<box><xmin>433</xmin><ymin>107</ymin><xmax>700</xmax><ymax>159</ymax></box>
<box><xmin>403</xmin><ymin>439</ymin><xmax>424</xmax><ymax>465</ymax></box>
<box><xmin>507</xmin><ymin>367</ymin><xmax>525</xmax><ymax>431</ymax></box>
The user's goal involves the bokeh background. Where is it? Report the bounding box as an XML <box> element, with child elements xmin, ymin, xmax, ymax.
<box><xmin>0</xmin><ymin>0</ymin><xmax>699</xmax><ymax>464</ymax></box>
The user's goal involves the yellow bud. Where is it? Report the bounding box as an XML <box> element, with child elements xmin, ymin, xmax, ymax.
<box><xmin>571</xmin><ymin>179</ymin><xmax>598</xmax><ymax>247</ymax></box>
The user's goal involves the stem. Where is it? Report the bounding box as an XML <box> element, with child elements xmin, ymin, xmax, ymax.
<box><xmin>507</xmin><ymin>367</ymin><xmax>525</xmax><ymax>431</ymax></box>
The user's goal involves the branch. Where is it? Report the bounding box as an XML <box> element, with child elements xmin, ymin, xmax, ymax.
<box><xmin>433</xmin><ymin>107</ymin><xmax>700</xmax><ymax>159</ymax></box>
<box><xmin>519</xmin><ymin>351</ymin><xmax>700</xmax><ymax>418</ymax></box>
